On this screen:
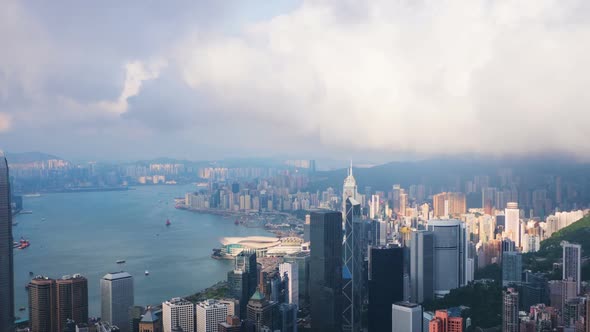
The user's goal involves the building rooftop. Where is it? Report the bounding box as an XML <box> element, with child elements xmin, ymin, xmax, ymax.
<box><xmin>393</xmin><ymin>301</ymin><xmax>420</xmax><ymax>309</ymax></box>
<box><xmin>102</xmin><ymin>271</ymin><xmax>132</xmax><ymax>280</ymax></box>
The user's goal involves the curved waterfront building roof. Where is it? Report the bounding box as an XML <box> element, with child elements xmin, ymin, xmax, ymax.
<box><xmin>220</xmin><ymin>236</ymin><xmax>281</xmax><ymax>249</ymax></box>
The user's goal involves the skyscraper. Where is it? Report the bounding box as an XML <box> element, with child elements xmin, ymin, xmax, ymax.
<box><xmin>195</xmin><ymin>299</ymin><xmax>228</xmax><ymax>332</ymax></box>
<box><xmin>163</xmin><ymin>297</ymin><xmax>195</xmax><ymax>332</ymax></box>
<box><xmin>371</xmin><ymin>219</ymin><xmax>387</xmax><ymax>246</ymax></box>
<box><xmin>101</xmin><ymin>272</ymin><xmax>134</xmax><ymax>332</ymax></box>
<box><xmin>310</xmin><ymin>210</ymin><xmax>342</xmax><ymax>332</ymax></box>
<box><xmin>28</xmin><ymin>276</ymin><xmax>57</xmax><ymax>332</ymax></box>
<box><xmin>505</xmin><ymin>202</ymin><xmax>520</xmax><ymax>248</ymax></box>
<box><xmin>56</xmin><ymin>274</ymin><xmax>89</xmax><ymax>331</ymax></box>
<box><xmin>562</xmin><ymin>241</ymin><xmax>582</xmax><ymax>294</ymax></box>
<box><xmin>231</xmin><ymin>251</ymin><xmax>257</xmax><ymax>319</ymax></box>
<box><xmin>427</xmin><ymin>220</ymin><xmax>466</xmax><ymax>298</ymax></box>
<box><xmin>432</xmin><ymin>193</ymin><xmax>466</xmax><ymax>218</ymax></box>
<box><xmin>503</xmin><ymin>288</ymin><xmax>519</xmax><ymax>332</ymax></box>
<box><xmin>428</xmin><ymin>310</ymin><xmax>463</xmax><ymax>332</ymax></box>
<box><xmin>277</xmin><ymin>303</ymin><xmax>297</xmax><ymax>332</ymax></box>
<box><xmin>247</xmin><ymin>289</ymin><xmax>277</xmax><ymax>332</ymax></box>
<box><xmin>410</xmin><ymin>230</ymin><xmax>434</xmax><ymax>303</ymax></box>
<box><xmin>391</xmin><ymin>302</ymin><xmax>422</xmax><ymax>332</ymax></box>
<box><xmin>502</xmin><ymin>252</ymin><xmax>523</xmax><ymax>287</ymax></box>
<box><xmin>0</xmin><ymin>154</ymin><xmax>14</xmax><ymax>332</ymax></box>
<box><xmin>342</xmin><ymin>163</ymin><xmax>358</xmax><ymax>216</ymax></box>
<box><xmin>279</xmin><ymin>262</ymin><xmax>299</xmax><ymax>306</ymax></box>
<box><xmin>342</xmin><ymin>198</ymin><xmax>362</xmax><ymax>332</ymax></box>
<box><xmin>368</xmin><ymin>246</ymin><xmax>404</xmax><ymax>332</ymax></box>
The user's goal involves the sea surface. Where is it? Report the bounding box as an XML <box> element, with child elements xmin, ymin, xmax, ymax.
<box><xmin>12</xmin><ymin>184</ymin><xmax>270</xmax><ymax>318</ymax></box>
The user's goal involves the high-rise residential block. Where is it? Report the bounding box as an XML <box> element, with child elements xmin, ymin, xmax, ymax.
<box><xmin>503</xmin><ymin>288</ymin><xmax>519</xmax><ymax>332</ymax></box>
<box><xmin>55</xmin><ymin>274</ymin><xmax>89</xmax><ymax>331</ymax></box>
<box><xmin>310</xmin><ymin>210</ymin><xmax>343</xmax><ymax>332</ymax></box>
<box><xmin>28</xmin><ymin>277</ymin><xmax>57</xmax><ymax>332</ymax></box>
<box><xmin>432</xmin><ymin>192</ymin><xmax>466</xmax><ymax>218</ymax></box>
<box><xmin>0</xmin><ymin>154</ymin><xmax>14</xmax><ymax>332</ymax></box>
<box><xmin>196</xmin><ymin>299</ymin><xmax>228</xmax><ymax>332</ymax></box>
<box><xmin>392</xmin><ymin>302</ymin><xmax>422</xmax><ymax>332</ymax></box>
<box><xmin>162</xmin><ymin>297</ymin><xmax>195</xmax><ymax>332</ymax></box>
<box><xmin>428</xmin><ymin>309</ymin><xmax>463</xmax><ymax>332</ymax></box>
<box><xmin>505</xmin><ymin>202</ymin><xmax>520</xmax><ymax>248</ymax></box>
<box><xmin>368</xmin><ymin>246</ymin><xmax>404</xmax><ymax>332</ymax></box>
<box><xmin>101</xmin><ymin>272</ymin><xmax>134</xmax><ymax>332</ymax></box>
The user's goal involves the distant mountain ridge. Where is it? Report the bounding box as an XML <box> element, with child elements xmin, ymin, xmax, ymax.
<box><xmin>6</xmin><ymin>152</ymin><xmax>63</xmax><ymax>164</ymax></box>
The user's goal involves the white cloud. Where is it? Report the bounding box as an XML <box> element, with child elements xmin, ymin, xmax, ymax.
<box><xmin>98</xmin><ymin>59</ymin><xmax>167</xmax><ymax>114</ymax></box>
<box><xmin>176</xmin><ymin>0</ymin><xmax>590</xmax><ymax>159</ymax></box>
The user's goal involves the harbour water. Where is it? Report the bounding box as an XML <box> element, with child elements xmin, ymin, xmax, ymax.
<box><xmin>12</xmin><ymin>184</ymin><xmax>270</xmax><ymax>317</ymax></box>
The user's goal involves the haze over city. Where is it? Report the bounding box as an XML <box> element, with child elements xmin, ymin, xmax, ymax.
<box><xmin>2</xmin><ymin>1</ymin><xmax>590</xmax><ymax>332</ymax></box>
<box><xmin>2</xmin><ymin>0</ymin><xmax>590</xmax><ymax>161</ymax></box>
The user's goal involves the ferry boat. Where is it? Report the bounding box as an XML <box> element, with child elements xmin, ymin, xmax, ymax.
<box><xmin>165</xmin><ymin>219</ymin><xmax>171</xmax><ymax>226</ymax></box>
<box><xmin>145</xmin><ymin>270</ymin><xmax>149</xmax><ymax>276</ymax></box>
<box><xmin>116</xmin><ymin>260</ymin><xmax>126</xmax><ymax>264</ymax></box>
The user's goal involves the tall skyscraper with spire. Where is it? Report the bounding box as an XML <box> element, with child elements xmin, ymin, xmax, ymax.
<box><xmin>0</xmin><ymin>153</ymin><xmax>14</xmax><ymax>332</ymax></box>
<box><xmin>342</xmin><ymin>161</ymin><xmax>358</xmax><ymax>215</ymax></box>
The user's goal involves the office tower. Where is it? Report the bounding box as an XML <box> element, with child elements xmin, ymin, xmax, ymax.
<box><xmin>0</xmin><ymin>154</ymin><xmax>14</xmax><ymax>332</ymax></box>
<box><xmin>29</xmin><ymin>276</ymin><xmax>57</xmax><ymax>332</ymax></box>
<box><xmin>247</xmin><ymin>290</ymin><xmax>277</xmax><ymax>332</ymax></box>
<box><xmin>277</xmin><ymin>303</ymin><xmax>297</xmax><ymax>332</ymax></box>
<box><xmin>162</xmin><ymin>298</ymin><xmax>195</xmax><ymax>332</ymax></box>
<box><xmin>217</xmin><ymin>299</ymin><xmax>237</xmax><ymax>317</ymax></box>
<box><xmin>235</xmin><ymin>251</ymin><xmax>257</xmax><ymax>300</ymax></box>
<box><xmin>562</xmin><ymin>241</ymin><xmax>582</xmax><ymax>294</ymax></box>
<box><xmin>304</xmin><ymin>214</ymin><xmax>311</xmax><ymax>242</ymax></box>
<box><xmin>138</xmin><ymin>307</ymin><xmax>162</xmax><ymax>332</ymax></box>
<box><xmin>391</xmin><ymin>302</ymin><xmax>422</xmax><ymax>332</ymax></box>
<box><xmin>563</xmin><ymin>296</ymin><xmax>586</xmax><ymax>329</ymax></box>
<box><xmin>502</xmin><ymin>252</ymin><xmax>523</xmax><ymax>287</ymax></box>
<box><xmin>505</xmin><ymin>202</ymin><xmax>520</xmax><ymax>247</ymax></box>
<box><xmin>342</xmin><ymin>163</ymin><xmax>358</xmax><ymax>215</ymax></box>
<box><xmin>218</xmin><ymin>316</ymin><xmax>240</xmax><ymax>332</ymax></box>
<box><xmin>129</xmin><ymin>306</ymin><xmax>145</xmax><ymax>332</ymax></box>
<box><xmin>410</xmin><ymin>230</ymin><xmax>434</xmax><ymax>303</ymax></box>
<box><xmin>428</xmin><ymin>310</ymin><xmax>463</xmax><ymax>332</ymax></box>
<box><xmin>101</xmin><ymin>272</ymin><xmax>134</xmax><ymax>332</ymax></box>
<box><xmin>432</xmin><ymin>192</ymin><xmax>466</xmax><ymax>218</ymax></box>
<box><xmin>227</xmin><ymin>269</ymin><xmax>249</xmax><ymax>318</ymax></box>
<box><xmin>521</xmin><ymin>271</ymin><xmax>549</xmax><ymax>311</ymax></box>
<box><xmin>503</xmin><ymin>288</ymin><xmax>519</xmax><ymax>332</ymax></box>
<box><xmin>427</xmin><ymin>220</ymin><xmax>465</xmax><ymax>298</ymax></box>
<box><xmin>371</xmin><ymin>219</ymin><xmax>387</xmax><ymax>246</ymax></box>
<box><xmin>310</xmin><ymin>210</ymin><xmax>343</xmax><ymax>332</ymax></box>
<box><xmin>369</xmin><ymin>195</ymin><xmax>380</xmax><ymax>219</ymax></box>
<box><xmin>56</xmin><ymin>274</ymin><xmax>89</xmax><ymax>332</ymax></box>
<box><xmin>196</xmin><ymin>299</ymin><xmax>228</xmax><ymax>332</ymax></box>
<box><xmin>283</xmin><ymin>253</ymin><xmax>310</xmax><ymax>305</ymax></box>
<box><xmin>343</xmin><ymin>198</ymin><xmax>362</xmax><ymax>332</ymax></box>
<box><xmin>368</xmin><ymin>246</ymin><xmax>404</xmax><ymax>332</ymax></box>
<box><xmin>279</xmin><ymin>263</ymin><xmax>299</xmax><ymax>306</ymax></box>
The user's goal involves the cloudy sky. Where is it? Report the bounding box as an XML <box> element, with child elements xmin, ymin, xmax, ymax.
<box><xmin>1</xmin><ymin>0</ymin><xmax>589</xmax><ymax>162</ymax></box>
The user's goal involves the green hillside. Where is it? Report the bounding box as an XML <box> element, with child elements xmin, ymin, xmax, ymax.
<box><xmin>524</xmin><ymin>214</ymin><xmax>590</xmax><ymax>279</ymax></box>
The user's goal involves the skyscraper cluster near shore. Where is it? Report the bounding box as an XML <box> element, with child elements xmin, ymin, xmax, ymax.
<box><xmin>3</xmin><ymin>156</ymin><xmax>590</xmax><ymax>332</ymax></box>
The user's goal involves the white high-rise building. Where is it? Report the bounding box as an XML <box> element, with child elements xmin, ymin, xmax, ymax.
<box><xmin>392</xmin><ymin>302</ymin><xmax>422</xmax><ymax>332</ymax></box>
<box><xmin>279</xmin><ymin>262</ymin><xmax>299</xmax><ymax>306</ymax></box>
<box><xmin>195</xmin><ymin>299</ymin><xmax>228</xmax><ymax>332</ymax></box>
<box><xmin>163</xmin><ymin>297</ymin><xmax>195</xmax><ymax>332</ymax></box>
<box><xmin>369</xmin><ymin>194</ymin><xmax>380</xmax><ymax>219</ymax></box>
<box><xmin>342</xmin><ymin>162</ymin><xmax>359</xmax><ymax>214</ymax></box>
<box><xmin>562</xmin><ymin>241</ymin><xmax>582</xmax><ymax>294</ymax></box>
<box><xmin>505</xmin><ymin>202</ymin><xmax>520</xmax><ymax>247</ymax></box>
<box><xmin>100</xmin><ymin>272</ymin><xmax>134</xmax><ymax>332</ymax></box>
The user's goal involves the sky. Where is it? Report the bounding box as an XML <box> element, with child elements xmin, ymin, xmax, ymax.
<box><xmin>1</xmin><ymin>0</ymin><xmax>590</xmax><ymax>162</ymax></box>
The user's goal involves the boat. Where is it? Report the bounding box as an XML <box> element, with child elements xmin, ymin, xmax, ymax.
<box><xmin>145</xmin><ymin>270</ymin><xmax>149</xmax><ymax>276</ymax></box>
<box><xmin>116</xmin><ymin>260</ymin><xmax>126</xmax><ymax>264</ymax></box>
<box><xmin>234</xmin><ymin>219</ymin><xmax>239</xmax><ymax>225</ymax></box>
<box><xmin>12</xmin><ymin>222</ymin><xmax>18</xmax><ymax>226</ymax></box>
<box><xmin>29</xmin><ymin>271</ymin><xmax>34</xmax><ymax>276</ymax></box>
<box><xmin>23</xmin><ymin>193</ymin><xmax>41</xmax><ymax>198</ymax></box>
<box><xmin>41</xmin><ymin>218</ymin><xmax>46</xmax><ymax>221</ymax></box>
<box><xmin>18</xmin><ymin>307</ymin><xmax>25</xmax><ymax>311</ymax></box>
<box><xmin>17</xmin><ymin>238</ymin><xmax>30</xmax><ymax>249</ymax></box>
<box><xmin>165</xmin><ymin>219</ymin><xmax>171</xmax><ymax>226</ymax></box>
<box><xmin>20</xmin><ymin>210</ymin><xmax>33</xmax><ymax>214</ymax></box>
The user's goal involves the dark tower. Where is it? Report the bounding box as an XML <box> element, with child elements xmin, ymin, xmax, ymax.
<box><xmin>310</xmin><ymin>210</ymin><xmax>343</xmax><ymax>332</ymax></box>
<box><xmin>0</xmin><ymin>154</ymin><xmax>14</xmax><ymax>332</ymax></box>
<box><xmin>368</xmin><ymin>246</ymin><xmax>404</xmax><ymax>332</ymax></box>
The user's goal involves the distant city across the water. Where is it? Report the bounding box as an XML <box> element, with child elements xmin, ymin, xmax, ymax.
<box><xmin>12</xmin><ymin>184</ymin><xmax>271</xmax><ymax>317</ymax></box>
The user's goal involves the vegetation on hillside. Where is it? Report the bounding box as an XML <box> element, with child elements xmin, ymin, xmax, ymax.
<box><xmin>424</xmin><ymin>280</ymin><xmax>503</xmax><ymax>329</ymax></box>
<box><xmin>523</xmin><ymin>214</ymin><xmax>590</xmax><ymax>280</ymax></box>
